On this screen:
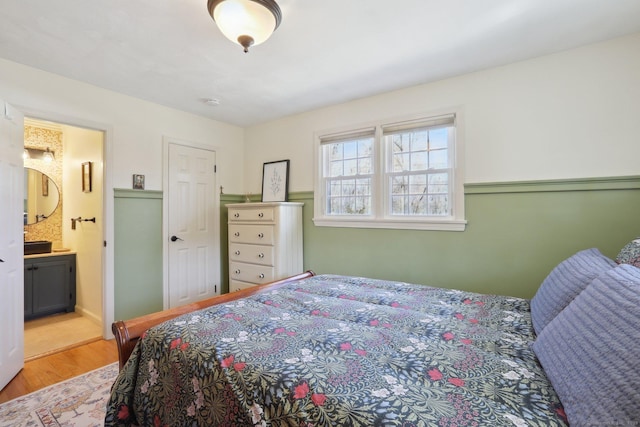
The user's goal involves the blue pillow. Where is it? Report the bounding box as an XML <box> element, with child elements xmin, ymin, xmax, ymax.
<box><xmin>533</xmin><ymin>264</ymin><xmax>640</xmax><ymax>426</ymax></box>
<box><xmin>530</xmin><ymin>248</ymin><xmax>616</xmax><ymax>335</ymax></box>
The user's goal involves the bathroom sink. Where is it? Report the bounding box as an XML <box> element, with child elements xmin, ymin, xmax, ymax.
<box><xmin>24</xmin><ymin>240</ymin><xmax>52</xmax><ymax>255</ymax></box>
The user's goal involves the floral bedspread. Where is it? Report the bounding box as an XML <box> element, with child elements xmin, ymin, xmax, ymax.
<box><xmin>105</xmin><ymin>274</ymin><xmax>566</xmax><ymax>426</ymax></box>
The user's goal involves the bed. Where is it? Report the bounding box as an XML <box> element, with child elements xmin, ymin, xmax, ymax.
<box><xmin>105</xmin><ymin>246</ymin><xmax>640</xmax><ymax>426</ymax></box>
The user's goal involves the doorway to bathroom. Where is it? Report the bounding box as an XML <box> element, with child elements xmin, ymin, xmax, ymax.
<box><xmin>22</xmin><ymin>117</ymin><xmax>105</xmax><ymax>360</ymax></box>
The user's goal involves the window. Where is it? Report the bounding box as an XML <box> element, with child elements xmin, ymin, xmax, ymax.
<box><xmin>322</xmin><ymin>128</ymin><xmax>375</xmax><ymax>216</ymax></box>
<box><xmin>314</xmin><ymin>112</ymin><xmax>466</xmax><ymax>231</ymax></box>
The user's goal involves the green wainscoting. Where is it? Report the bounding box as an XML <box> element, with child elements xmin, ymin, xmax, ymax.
<box><xmin>114</xmin><ymin>177</ymin><xmax>640</xmax><ymax>318</ymax></box>
<box><xmin>243</xmin><ymin>176</ymin><xmax>640</xmax><ymax>299</ymax></box>
<box><xmin>114</xmin><ymin>189</ymin><xmax>163</xmax><ymax>320</ymax></box>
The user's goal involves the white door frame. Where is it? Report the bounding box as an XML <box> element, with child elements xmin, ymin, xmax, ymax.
<box><xmin>162</xmin><ymin>136</ymin><xmax>221</xmax><ymax>309</ymax></box>
<box><xmin>15</xmin><ymin>105</ymin><xmax>115</xmax><ymax>339</ymax></box>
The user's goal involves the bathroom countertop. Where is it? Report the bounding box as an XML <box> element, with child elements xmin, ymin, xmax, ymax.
<box><xmin>24</xmin><ymin>250</ymin><xmax>76</xmax><ymax>259</ymax></box>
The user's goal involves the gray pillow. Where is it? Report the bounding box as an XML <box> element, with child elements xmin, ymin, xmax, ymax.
<box><xmin>533</xmin><ymin>264</ymin><xmax>640</xmax><ymax>426</ymax></box>
<box><xmin>530</xmin><ymin>248</ymin><xmax>616</xmax><ymax>335</ymax></box>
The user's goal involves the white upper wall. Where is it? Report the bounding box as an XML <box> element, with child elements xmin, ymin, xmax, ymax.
<box><xmin>3</xmin><ymin>31</ymin><xmax>638</xmax><ymax>196</ymax></box>
<box><xmin>0</xmin><ymin>58</ymin><xmax>245</xmax><ymax>193</ymax></box>
<box><xmin>244</xmin><ymin>32</ymin><xmax>640</xmax><ymax>193</ymax></box>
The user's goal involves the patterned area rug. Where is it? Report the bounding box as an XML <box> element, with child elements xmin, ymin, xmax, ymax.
<box><xmin>0</xmin><ymin>362</ymin><xmax>118</xmax><ymax>427</ymax></box>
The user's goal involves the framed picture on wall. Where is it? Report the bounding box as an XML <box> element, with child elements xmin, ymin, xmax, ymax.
<box><xmin>133</xmin><ymin>174</ymin><xmax>145</xmax><ymax>190</ymax></box>
<box><xmin>261</xmin><ymin>159</ymin><xmax>289</xmax><ymax>202</ymax></box>
<box><xmin>82</xmin><ymin>161</ymin><xmax>92</xmax><ymax>193</ymax></box>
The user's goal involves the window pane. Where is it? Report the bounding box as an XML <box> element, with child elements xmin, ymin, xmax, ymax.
<box><xmin>390</xmin><ymin>135</ymin><xmax>408</xmax><ymax>153</ymax></box>
<box><xmin>391</xmin><ymin>195</ymin><xmax>406</xmax><ymax>214</ymax></box>
<box><xmin>329</xmin><ymin>144</ymin><xmax>343</xmax><ymax>161</ymax></box>
<box><xmin>356</xmin><ymin>178</ymin><xmax>371</xmax><ymax>196</ymax></box>
<box><xmin>343</xmin><ymin>142</ymin><xmax>358</xmax><ymax>159</ymax></box>
<box><xmin>328</xmin><ymin>197</ymin><xmax>341</xmax><ymax>214</ymax></box>
<box><xmin>354</xmin><ymin>195</ymin><xmax>369</xmax><ymax>214</ymax></box>
<box><xmin>411</xmin><ymin>132</ymin><xmax>428</xmax><ymax>151</ymax></box>
<box><xmin>344</xmin><ymin>159</ymin><xmax>358</xmax><ymax>176</ymax></box>
<box><xmin>391</xmin><ymin>175</ymin><xmax>408</xmax><ymax>195</ymax></box>
<box><xmin>342</xmin><ymin>179</ymin><xmax>355</xmax><ymax>196</ymax></box>
<box><xmin>409</xmin><ymin>174</ymin><xmax>427</xmax><ymax>194</ymax></box>
<box><xmin>358</xmin><ymin>157</ymin><xmax>371</xmax><ymax>175</ymax></box>
<box><xmin>411</xmin><ymin>152</ymin><xmax>428</xmax><ymax>170</ymax></box>
<box><xmin>428</xmin><ymin>172</ymin><xmax>448</xmax><ymax>185</ymax></box>
<box><xmin>410</xmin><ymin>194</ymin><xmax>427</xmax><ymax>214</ymax></box>
<box><xmin>429</xmin><ymin>128</ymin><xmax>448</xmax><ymax>150</ymax></box>
<box><xmin>428</xmin><ymin>195</ymin><xmax>449</xmax><ymax>215</ymax></box>
<box><xmin>429</xmin><ymin>150</ymin><xmax>448</xmax><ymax>169</ymax></box>
<box><xmin>329</xmin><ymin>160</ymin><xmax>343</xmax><ymax>177</ymax></box>
<box><xmin>358</xmin><ymin>140</ymin><xmax>372</xmax><ymax>157</ymax></box>
<box><xmin>392</xmin><ymin>153</ymin><xmax>410</xmax><ymax>172</ymax></box>
<box><xmin>428</xmin><ymin>173</ymin><xmax>448</xmax><ymax>194</ymax></box>
<box><xmin>329</xmin><ymin>181</ymin><xmax>341</xmax><ymax>196</ymax></box>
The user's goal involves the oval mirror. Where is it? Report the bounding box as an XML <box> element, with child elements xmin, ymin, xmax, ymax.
<box><xmin>24</xmin><ymin>168</ymin><xmax>60</xmax><ymax>225</ymax></box>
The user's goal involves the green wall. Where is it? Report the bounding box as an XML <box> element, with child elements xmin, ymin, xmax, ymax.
<box><xmin>279</xmin><ymin>176</ymin><xmax>640</xmax><ymax>299</ymax></box>
<box><xmin>114</xmin><ymin>189</ymin><xmax>163</xmax><ymax>320</ymax></box>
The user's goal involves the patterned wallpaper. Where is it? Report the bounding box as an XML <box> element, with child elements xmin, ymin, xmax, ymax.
<box><xmin>23</xmin><ymin>125</ymin><xmax>63</xmax><ymax>246</ymax></box>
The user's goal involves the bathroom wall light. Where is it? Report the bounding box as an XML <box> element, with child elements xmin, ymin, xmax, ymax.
<box><xmin>24</xmin><ymin>147</ymin><xmax>55</xmax><ymax>162</ymax></box>
<box><xmin>207</xmin><ymin>0</ymin><xmax>282</xmax><ymax>53</ymax></box>
<box><xmin>42</xmin><ymin>148</ymin><xmax>54</xmax><ymax>163</ymax></box>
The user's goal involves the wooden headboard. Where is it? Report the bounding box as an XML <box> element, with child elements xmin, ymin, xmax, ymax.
<box><xmin>112</xmin><ymin>271</ymin><xmax>316</xmax><ymax>369</ymax></box>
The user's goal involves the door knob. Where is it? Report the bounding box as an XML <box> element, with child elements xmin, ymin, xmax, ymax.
<box><xmin>170</xmin><ymin>235</ymin><xmax>183</xmax><ymax>242</ymax></box>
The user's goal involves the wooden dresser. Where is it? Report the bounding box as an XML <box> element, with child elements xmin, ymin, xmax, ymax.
<box><xmin>227</xmin><ymin>202</ymin><xmax>303</xmax><ymax>292</ymax></box>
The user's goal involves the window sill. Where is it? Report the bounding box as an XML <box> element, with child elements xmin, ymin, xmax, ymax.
<box><xmin>312</xmin><ymin>217</ymin><xmax>467</xmax><ymax>231</ymax></box>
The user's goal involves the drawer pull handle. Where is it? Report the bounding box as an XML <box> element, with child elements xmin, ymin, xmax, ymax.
<box><xmin>259</xmin><ymin>273</ymin><xmax>265</xmax><ymax>279</ymax></box>
<box><xmin>235</xmin><ymin>250</ymin><xmax>240</xmax><ymax>255</ymax></box>
<box><xmin>234</xmin><ymin>213</ymin><xmax>240</xmax><ymax>218</ymax></box>
<box><xmin>235</xmin><ymin>269</ymin><xmax>241</xmax><ymax>274</ymax></box>
<box><xmin>258</xmin><ymin>212</ymin><xmax>264</xmax><ymax>218</ymax></box>
<box><xmin>234</xmin><ymin>232</ymin><xmax>240</xmax><ymax>237</ymax></box>
<box><xmin>258</xmin><ymin>233</ymin><xmax>264</xmax><ymax>238</ymax></box>
<box><xmin>258</xmin><ymin>253</ymin><xmax>264</xmax><ymax>258</ymax></box>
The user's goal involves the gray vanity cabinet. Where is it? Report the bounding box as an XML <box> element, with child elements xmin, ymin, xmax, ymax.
<box><xmin>24</xmin><ymin>254</ymin><xmax>76</xmax><ymax>320</ymax></box>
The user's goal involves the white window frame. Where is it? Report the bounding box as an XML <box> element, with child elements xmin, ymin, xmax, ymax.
<box><xmin>313</xmin><ymin>109</ymin><xmax>466</xmax><ymax>231</ymax></box>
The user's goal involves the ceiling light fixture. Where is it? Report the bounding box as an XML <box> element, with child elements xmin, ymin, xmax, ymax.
<box><xmin>207</xmin><ymin>0</ymin><xmax>282</xmax><ymax>53</ymax></box>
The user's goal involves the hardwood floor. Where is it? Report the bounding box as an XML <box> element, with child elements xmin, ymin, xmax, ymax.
<box><xmin>0</xmin><ymin>339</ymin><xmax>118</xmax><ymax>404</ymax></box>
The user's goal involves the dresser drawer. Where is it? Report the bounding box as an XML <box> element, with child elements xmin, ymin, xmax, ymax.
<box><xmin>230</xmin><ymin>262</ymin><xmax>275</xmax><ymax>284</ymax></box>
<box><xmin>229</xmin><ymin>243</ymin><xmax>274</xmax><ymax>266</ymax></box>
<box><xmin>229</xmin><ymin>224</ymin><xmax>274</xmax><ymax>245</ymax></box>
<box><xmin>229</xmin><ymin>207</ymin><xmax>275</xmax><ymax>222</ymax></box>
<box><xmin>229</xmin><ymin>280</ymin><xmax>257</xmax><ymax>293</ymax></box>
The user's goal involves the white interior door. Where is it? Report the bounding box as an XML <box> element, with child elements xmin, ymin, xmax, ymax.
<box><xmin>167</xmin><ymin>143</ymin><xmax>219</xmax><ymax>307</ymax></box>
<box><xmin>0</xmin><ymin>101</ymin><xmax>25</xmax><ymax>390</ymax></box>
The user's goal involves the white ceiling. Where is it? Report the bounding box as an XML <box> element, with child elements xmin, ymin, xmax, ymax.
<box><xmin>2</xmin><ymin>0</ymin><xmax>640</xmax><ymax>127</ymax></box>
